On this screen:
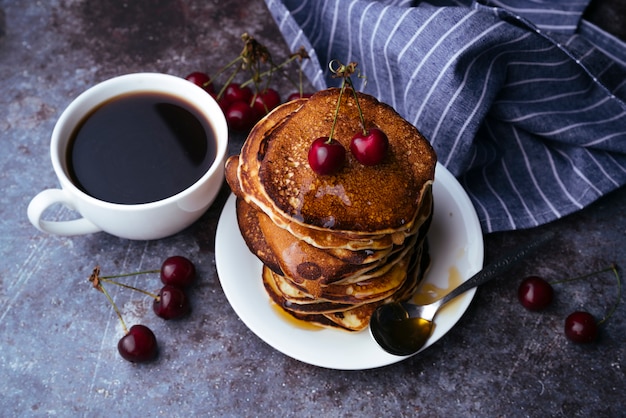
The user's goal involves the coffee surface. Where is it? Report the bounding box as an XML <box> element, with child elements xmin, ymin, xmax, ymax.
<box><xmin>67</xmin><ymin>92</ymin><xmax>216</xmax><ymax>204</ymax></box>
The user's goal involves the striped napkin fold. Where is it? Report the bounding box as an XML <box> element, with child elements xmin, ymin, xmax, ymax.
<box><xmin>264</xmin><ymin>0</ymin><xmax>626</xmax><ymax>233</ymax></box>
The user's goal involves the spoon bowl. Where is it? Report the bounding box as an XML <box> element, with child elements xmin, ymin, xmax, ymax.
<box><xmin>370</xmin><ymin>231</ymin><xmax>555</xmax><ymax>356</ymax></box>
<box><xmin>370</xmin><ymin>302</ymin><xmax>435</xmax><ymax>356</ymax></box>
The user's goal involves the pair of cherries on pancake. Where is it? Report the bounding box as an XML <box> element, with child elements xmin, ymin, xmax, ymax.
<box><xmin>91</xmin><ymin>256</ymin><xmax>196</xmax><ymax>363</ymax></box>
<box><xmin>307</xmin><ymin>60</ymin><xmax>389</xmax><ymax>175</ymax></box>
<box><xmin>308</xmin><ymin>128</ymin><xmax>389</xmax><ymax>175</ymax></box>
<box><xmin>517</xmin><ymin>264</ymin><xmax>620</xmax><ymax>344</ymax></box>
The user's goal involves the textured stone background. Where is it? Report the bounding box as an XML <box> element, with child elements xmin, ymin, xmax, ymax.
<box><xmin>0</xmin><ymin>0</ymin><xmax>624</xmax><ymax>416</ymax></box>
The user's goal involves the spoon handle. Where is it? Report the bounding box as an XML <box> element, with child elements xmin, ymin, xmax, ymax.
<box><xmin>438</xmin><ymin>231</ymin><xmax>555</xmax><ymax>306</ymax></box>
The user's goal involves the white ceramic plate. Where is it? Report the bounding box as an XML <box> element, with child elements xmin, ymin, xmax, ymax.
<box><xmin>215</xmin><ymin>162</ymin><xmax>484</xmax><ymax>370</ymax></box>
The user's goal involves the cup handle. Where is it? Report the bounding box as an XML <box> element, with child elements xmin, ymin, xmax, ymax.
<box><xmin>27</xmin><ymin>189</ymin><xmax>102</xmax><ymax>236</ymax></box>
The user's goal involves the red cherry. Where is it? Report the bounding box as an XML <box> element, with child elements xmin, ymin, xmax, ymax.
<box><xmin>308</xmin><ymin>137</ymin><xmax>346</xmax><ymax>175</ymax></box>
<box><xmin>253</xmin><ymin>88</ymin><xmax>281</xmax><ymax>116</ymax></box>
<box><xmin>184</xmin><ymin>72</ymin><xmax>214</xmax><ymax>94</ymax></box>
<box><xmin>224</xmin><ymin>83</ymin><xmax>253</xmax><ymax>105</ymax></box>
<box><xmin>350</xmin><ymin>128</ymin><xmax>389</xmax><ymax>166</ymax></box>
<box><xmin>217</xmin><ymin>95</ymin><xmax>231</xmax><ymax>112</ymax></box>
<box><xmin>153</xmin><ymin>285</ymin><xmax>191</xmax><ymax>320</ymax></box>
<box><xmin>117</xmin><ymin>325</ymin><xmax>158</xmax><ymax>363</ymax></box>
<box><xmin>564</xmin><ymin>311</ymin><xmax>598</xmax><ymax>343</ymax></box>
<box><xmin>518</xmin><ymin>276</ymin><xmax>554</xmax><ymax>311</ymax></box>
<box><xmin>225</xmin><ymin>101</ymin><xmax>257</xmax><ymax>132</ymax></box>
<box><xmin>287</xmin><ymin>92</ymin><xmax>313</xmax><ymax>101</ymax></box>
<box><xmin>161</xmin><ymin>256</ymin><xmax>196</xmax><ymax>288</ymax></box>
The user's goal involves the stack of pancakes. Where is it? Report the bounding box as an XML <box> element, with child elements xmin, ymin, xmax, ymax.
<box><xmin>225</xmin><ymin>88</ymin><xmax>437</xmax><ymax>331</ymax></box>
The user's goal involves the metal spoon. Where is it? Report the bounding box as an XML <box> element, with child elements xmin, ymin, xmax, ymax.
<box><xmin>370</xmin><ymin>231</ymin><xmax>554</xmax><ymax>356</ymax></box>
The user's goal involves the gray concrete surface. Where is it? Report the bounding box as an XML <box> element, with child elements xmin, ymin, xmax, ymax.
<box><xmin>1</xmin><ymin>1</ymin><xmax>624</xmax><ymax>416</ymax></box>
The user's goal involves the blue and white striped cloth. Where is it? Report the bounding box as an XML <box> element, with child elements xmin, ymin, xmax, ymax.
<box><xmin>264</xmin><ymin>0</ymin><xmax>626</xmax><ymax>233</ymax></box>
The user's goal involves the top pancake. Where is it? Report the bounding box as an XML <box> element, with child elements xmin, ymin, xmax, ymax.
<box><xmin>236</xmin><ymin>88</ymin><xmax>436</xmax><ymax>236</ymax></box>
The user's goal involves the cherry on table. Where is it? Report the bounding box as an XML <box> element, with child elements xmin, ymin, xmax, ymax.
<box><xmin>253</xmin><ymin>88</ymin><xmax>281</xmax><ymax>116</ymax></box>
<box><xmin>350</xmin><ymin>127</ymin><xmax>389</xmax><ymax>166</ymax></box>
<box><xmin>287</xmin><ymin>92</ymin><xmax>313</xmax><ymax>101</ymax></box>
<box><xmin>184</xmin><ymin>71</ymin><xmax>214</xmax><ymax>94</ymax></box>
<box><xmin>518</xmin><ymin>276</ymin><xmax>554</xmax><ymax>311</ymax></box>
<box><xmin>308</xmin><ymin>137</ymin><xmax>346</xmax><ymax>175</ymax></box>
<box><xmin>117</xmin><ymin>324</ymin><xmax>158</xmax><ymax>363</ymax></box>
<box><xmin>153</xmin><ymin>285</ymin><xmax>191</xmax><ymax>320</ymax></box>
<box><xmin>564</xmin><ymin>311</ymin><xmax>598</xmax><ymax>343</ymax></box>
<box><xmin>224</xmin><ymin>83</ymin><xmax>253</xmax><ymax>105</ymax></box>
<box><xmin>160</xmin><ymin>256</ymin><xmax>196</xmax><ymax>288</ymax></box>
<box><xmin>217</xmin><ymin>95</ymin><xmax>232</xmax><ymax>112</ymax></box>
<box><xmin>225</xmin><ymin>101</ymin><xmax>257</xmax><ymax>132</ymax></box>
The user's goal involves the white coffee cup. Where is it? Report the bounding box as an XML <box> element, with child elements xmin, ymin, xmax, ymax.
<box><xmin>27</xmin><ymin>72</ymin><xmax>228</xmax><ymax>240</ymax></box>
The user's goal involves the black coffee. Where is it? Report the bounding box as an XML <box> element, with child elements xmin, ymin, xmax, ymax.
<box><xmin>67</xmin><ymin>92</ymin><xmax>217</xmax><ymax>204</ymax></box>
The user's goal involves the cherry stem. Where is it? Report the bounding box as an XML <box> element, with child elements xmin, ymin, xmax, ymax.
<box><xmin>550</xmin><ymin>263</ymin><xmax>622</xmax><ymax>326</ymax></box>
<box><xmin>208</xmin><ymin>55</ymin><xmax>242</xmax><ymax>86</ymax></box>
<box><xmin>345</xmin><ymin>77</ymin><xmax>367</xmax><ymax>135</ymax></box>
<box><xmin>215</xmin><ymin>65</ymin><xmax>242</xmax><ymax>101</ymax></box>
<box><xmin>100</xmin><ymin>269</ymin><xmax>160</xmax><ymax>279</ymax></box>
<box><xmin>290</xmin><ymin>51</ymin><xmax>307</xmax><ymax>96</ymax></box>
<box><xmin>326</xmin><ymin>79</ymin><xmax>347</xmax><ymax>144</ymax></box>
<box><xmin>209</xmin><ymin>35</ymin><xmax>309</xmax><ymax>102</ymax></box>
<box><xmin>240</xmin><ymin>54</ymin><xmax>299</xmax><ymax>89</ymax></box>
<box><xmin>99</xmin><ymin>277</ymin><xmax>159</xmax><ymax>300</ymax></box>
<box><xmin>328</xmin><ymin>60</ymin><xmax>368</xmax><ymax>137</ymax></box>
<box><xmin>215</xmin><ymin>55</ymin><xmax>242</xmax><ymax>78</ymax></box>
<box><xmin>549</xmin><ymin>265</ymin><xmax>616</xmax><ymax>285</ymax></box>
<box><xmin>599</xmin><ymin>263</ymin><xmax>621</xmax><ymax>325</ymax></box>
<box><xmin>297</xmin><ymin>65</ymin><xmax>304</xmax><ymax>95</ymax></box>
<box><xmin>98</xmin><ymin>280</ymin><xmax>128</xmax><ymax>334</ymax></box>
<box><xmin>283</xmin><ymin>47</ymin><xmax>311</xmax><ymax>92</ymax></box>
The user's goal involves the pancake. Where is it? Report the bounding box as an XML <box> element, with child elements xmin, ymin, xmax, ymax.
<box><xmin>235</xmin><ymin>197</ymin><xmax>282</xmax><ymax>275</ymax></box>
<box><xmin>236</xmin><ymin>190</ymin><xmax>431</xmax><ymax>286</ymax></box>
<box><xmin>237</xmin><ymin>88</ymin><xmax>436</xmax><ymax>235</ymax></box>
<box><xmin>262</xmin><ymin>240</ymin><xmax>431</xmax><ymax>331</ymax></box>
<box><xmin>225</xmin><ymin>87</ymin><xmax>437</xmax><ymax>332</ymax></box>
<box><xmin>267</xmin><ymin>240</ymin><xmax>419</xmax><ymax>304</ymax></box>
<box><xmin>228</xmin><ymin>154</ymin><xmax>397</xmax><ymax>251</ymax></box>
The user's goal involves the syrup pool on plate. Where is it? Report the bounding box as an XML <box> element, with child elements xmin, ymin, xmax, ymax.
<box><xmin>270</xmin><ymin>302</ymin><xmax>323</xmax><ymax>331</ymax></box>
<box><xmin>412</xmin><ymin>266</ymin><xmax>464</xmax><ymax>308</ymax></box>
